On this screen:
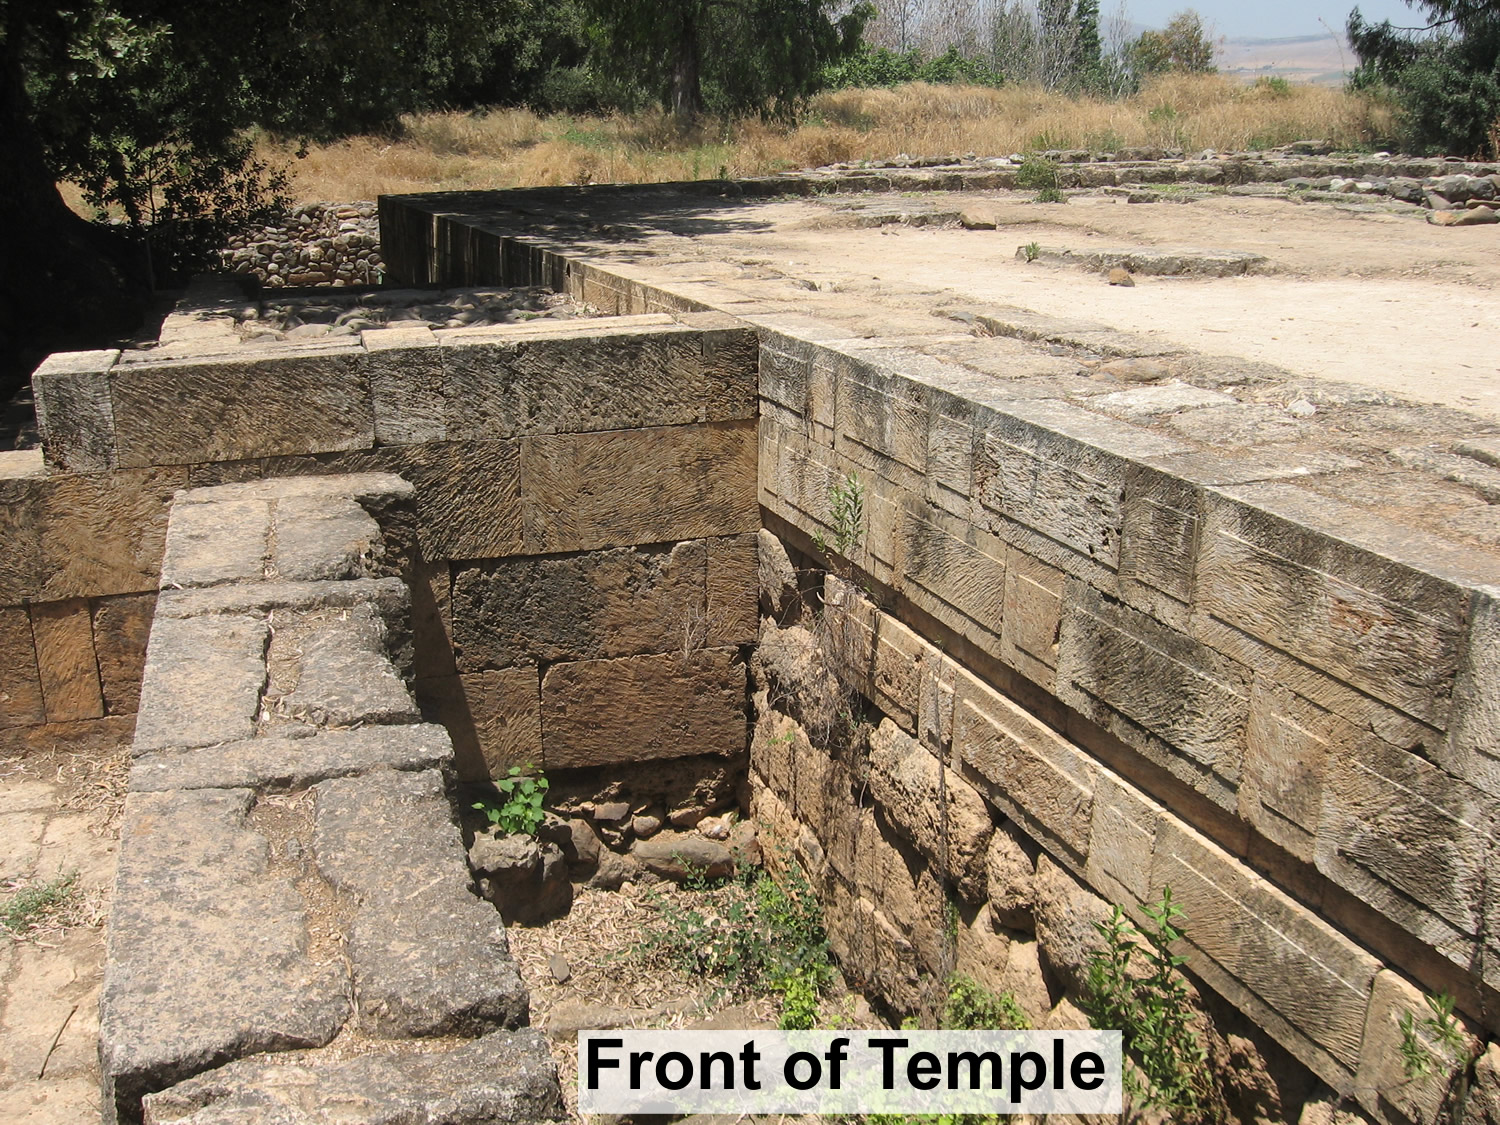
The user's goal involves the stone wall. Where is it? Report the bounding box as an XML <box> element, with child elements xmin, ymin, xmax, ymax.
<box><xmin>220</xmin><ymin>201</ymin><xmax>383</xmax><ymax>288</ymax></box>
<box><xmin>17</xmin><ymin>283</ymin><xmax>762</xmax><ymax>787</ymax></box>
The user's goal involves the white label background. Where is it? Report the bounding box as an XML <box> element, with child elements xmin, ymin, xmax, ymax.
<box><xmin>578</xmin><ymin>1029</ymin><xmax>1123</xmax><ymax>1114</ymax></box>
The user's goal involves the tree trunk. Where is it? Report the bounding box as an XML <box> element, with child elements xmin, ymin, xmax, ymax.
<box><xmin>669</xmin><ymin>5</ymin><xmax>704</xmax><ymax>119</ymax></box>
<box><xmin>0</xmin><ymin>41</ymin><xmax>147</xmax><ymax>401</ymax></box>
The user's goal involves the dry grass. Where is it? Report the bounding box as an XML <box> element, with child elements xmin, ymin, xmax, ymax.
<box><xmin>270</xmin><ymin>75</ymin><xmax>1397</xmax><ymax>203</ymax></box>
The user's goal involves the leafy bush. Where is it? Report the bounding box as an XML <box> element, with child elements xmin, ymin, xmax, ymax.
<box><xmin>822</xmin><ymin>45</ymin><xmax>1006</xmax><ymax>90</ymax></box>
<box><xmin>941</xmin><ymin>973</ymin><xmax>1031</xmax><ymax>1030</ymax></box>
<box><xmin>1015</xmin><ymin>155</ymin><xmax>1061</xmax><ymax>189</ymax></box>
<box><xmin>472</xmin><ymin>765</ymin><xmax>549</xmax><ymax>836</ymax></box>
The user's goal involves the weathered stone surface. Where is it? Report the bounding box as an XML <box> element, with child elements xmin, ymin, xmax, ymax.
<box><xmin>1354</xmin><ymin>970</ymin><xmax>1477</xmax><ymax>1125</ymax></box>
<box><xmin>1085</xmin><ymin>773</ymin><xmax>1163</xmax><ymax>907</ymax></box>
<box><xmin>1316</xmin><ymin>737</ymin><xmax>1492</xmax><ymax>967</ymax></box>
<box><xmin>428</xmin><ymin>667</ymin><xmax>544</xmax><ymax>779</ymax></box>
<box><xmin>159</xmin><ymin>498</ymin><xmax>270</xmax><ymax>588</ymax></box>
<box><xmin>365</xmin><ymin>331</ymin><xmax>447</xmax><ymax>446</ymax></box>
<box><xmin>1031</xmin><ymin>855</ymin><xmax>1111</xmax><ymax>997</ymax></box>
<box><xmin>898</xmin><ymin>505</ymin><xmax>1007</xmax><ymax>647</ymax></box>
<box><xmin>985</xmin><ymin>822</ymin><xmax>1037</xmax><ymax>930</ymax></box>
<box><xmin>111</xmin><ymin>351</ymin><xmax>375</xmax><ymax>468</ymax></box>
<box><xmin>313</xmin><ymin>769</ymin><xmax>529</xmax><ymax>1037</ymax></box>
<box><xmin>469</xmin><ymin>832</ymin><xmax>573</xmax><ymax>925</ymax></box>
<box><xmin>29</xmin><ymin>599</ymin><xmax>104</xmax><ymax>722</ymax></box>
<box><xmin>752</xmin><ymin>623</ymin><xmax>847</xmax><ymax>743</ymax></box>
<box><xmin>520</xmin><ymin>419</ymin><xmax>757</xmax><ymax>553</ymax></box>
<box><xmin>452</xmin><ymin>540</ymin><xmax>707</xmax><ymax>671</ymax></box>
<box><xmin>92</xmin><ymin>593</ymin><xmax>156</xmax><ymax>715</ymax></box>
<box><xmin>1449</xmin><ymin>585</ymin><xmax>1500</xmax><ymax>797</ymax></box>
<box><xmin>32</xmin><ymin>349</ymin><xmax>120</xmax><ymax>472</ymax></box>
<box><xmin>1001</xmin><ymin>547</ymin><xmax>1064</xmax><ymax>689</ymax></box>
<box><xmin>0</xmin><ymin>607</ymin><xmax>44</xmax><ymax>728</ymax></box>
<box><xmin>632</xmin><ymin>832</ymin><xmax>735</xmax><ymax>880</ymax></box>
<box><xmin>140</xmin><ymin>1029</ymin><xmax>562</xmax><ymax>1125</ymax></box>
<box><xmin>758</xmin><ymin>527</ymin><xmax>801</xmax><ymax>622</ymax></box>
<box><xmin>130</xmin><ymin>724</ymin><xmax>453</xmax><ymax>792</ymax></box>
<box><xmin>270</xmin><ymin>494</ymin><xmax>382</xmax><ymax>581</ymax></box>
<box><xmin>1464</xmin><ymin>1043</ymin><xmax>1500</xmax><ymax>1125</ymax></box>
<box><xmin>707</xmin><ymin>532</ymin><xmax>759</xmax><ymax>646</ymax></box>
<box><xmin>101</xmin><ymin>788</ymin><xmax>350</xmax><ymax>1124</ymax></box>
<box><xmin>867</xmin><ymin>719</ymin><xmax>993</xmax><ymax>902</ymax></box>
<box><xmin>37</xmin><ymin>467</ymin><xmax>185</xmax><ymax>601</ymax></box>
<box><xmin>155</xmin><ymin>576</ymin><xmax>406</xmax><ymax>620</ymax></box>
<box><xmin>442</xmin><ymin>324</ymin><xmax>756</xmax><ymax>439</ymax></box>
<box><xmin>133</xmin><ymin>614</ymin><xmax>268</xmax><ymax>753</ymax></box>
<box><xmin>1150</xmin><ymin>818</ymin><xmax>1380</xmax><ymax>1087</ymax></box>
<box><xmin>541</xmin><ymin>648</ymin><xmax>746</xmax><ymax>769</ymax></box>
<box><xmin>1092</xmin><ymin>382</ymin><xmax>1237</xmax><ymax>420</ymax></box>
<box><xmin>280</xmin><ymin>604</ymin><xmax>418</xmax><ymax>727</ymax></box>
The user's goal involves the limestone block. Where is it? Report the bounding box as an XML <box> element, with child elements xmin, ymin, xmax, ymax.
<box><xmin>156</xmin><ymin>576</ymin><xmax>406</xmax><ymax>621</ymax></box>
<box><xmin>873</xmin><ymin>612</ymin><xmax>926</xmax><ymax>734</ymax></box>
<box><xmin>130</xmin><ymin>724</ymin><xmax>453</xmax><ymax>793</ymax></box>
<box><xmin>279</xmin><ymin>604</ymin><xmax>418</xmax><ymax>728</ymax></box>
<box><xmin>32</xmin><ymin>349</ymin><xmax>119</xmax><ymax>472</ymax></box>
<box><xmin>1354</xmin><ymin>970</ymin><xmax>1478</xmax><ymax>1125</ymax></box>
<box><xmin>707</xmin><ymin>533</ymin><xmax>759</xmax><ymax>646</ymax></box>
<box><xmin>159</xmin><ymin>497</ymin><xmax>270</xmax><ymax>588</ymax></box>
<box><xmin>442</xmin><ymin>324</ymin><xmax>756</xmax><ymax>440</ymax></box>
<box><xmin>364</xmin><ymin>328</ymin><xmax>446</xmax><ymax>446</ymax></box>
<box><xmin>30</xmin><ymin>599</ymin><xmax>104</xmax><ymax>722</ymax></box>
<box><xmin>111</xmin><ymin>350</ymin><xmax>375</xmax><ymax>468</ymax></box>
<box><xmin>462</xmin><ymin>667</ymin><xmax>543</xmax><ymax>778</ymax></box>
<box><xmin>1195</xmin><ymin>483</ymin><xmax>1473</xmax><ymax>729</ymax></box>
<box><xmin>1085</xmin><ymin>772</ymin><xmax>1164</xmax><ymax>907</ymax></box>
<box><xmin>37</xmin><ymin>467</ymin><xmax>185</xmax><ymax>601</ymax></box>
<box><xmin>101</xmin><ymin>788</ymin><xmax>350</xmax><ymax>1123</ymax></box>
<box><xmin>749</xmin><ymin>705</ymin><xmax>803</xmax><ymax>795</ymax></box>
<box><xmin>985</xmin><ymin>822</ymin><xmax>1037</xmax><ymax>930</ymax></box>
<box><xmin>1316</xmin><ymin>737</ymin><xmax>1493</xmax><ymax>969</ymax></box>
<box><xmin>1057</xmin><ymin>580</ymin><xmax>1249</xmax><ymax>808</ymax></box>
<box><xmin>867</xmin><ymin>718</ymin><xmax>993</xmax><ymax>902</ymax></box>
<box><xmin>759</xmin><ymin>340</ymin><xmax>813</xmax><ymax>417</ymax></box>
<box><xmin>1032</xmin><ymin>855</ymin><xmax>1112</xmax><ymax>998</ymax></box>
<box><xmin>92</xmin><ymin>593</ymin><xmax>156</xmax><ymax>715</ymax></box>
<box><xmin>927</xmin><ymin>400</ymin><xmax>977</xmax><ymax>517</ymax></box>
<box><xmin>1449</xmin><ymin>585</ymin><xmax>1500</xmax><ymax>797</ymax></box>
<box><xmin>313</xmin><ymin>769</ymin><xmax>529</xmax><ymax>1037</ymax></box>
<box><xmin>899</xmin><ymin>505</ymin><xmax>1007</xmax><ymax>649</ymax></box>
<box><xmin>451</xmin><ymin>540</ymin><xmax>707</xmax><ymax>671</ymax></box>
<box><xmin>520</xmin><ymin>419</ymin><xmax>757</xmax><ymax>554</ymax></box>
<box><xmin>835</xmin><ymin>361</ymin><xmax>931</xmax><ymax>476</ymax></box>
<box><xmin>540</xmin><ymin>648</ymin><xmax>746</xmax><ymax>769</ymax></box>
<box><xmin>140</xmin><ymin>1029</ymin><xmax>561</xmax><ymax>1125</ymax></box>
<box><xmin>1001</xmin><ymin>547</ymin><xmax>1064</xmax><ymax>690</ymax></box>
<box><xmin>133</xmin><ymin>614</ymin><xmax>268</xmax><ymax>753</ymax></box>
<box><xmin>953</xmin><ymin>681</ymin><xmax>1097</xmax><ymax>859</ymax></box>
<box><xmin>1120</xmin><ymin>461</ymin><xmax>1200</xmax><ymax>606</ymax></box>
<box><xmin>0</xmin><ymin>607</ymin><xmax>44</xmax><ymax>728</ymax></box>
<box><xmin>975</xmin><ymin>399</ymin><xmax>1186</xmax><ymax>570</ymax></box>
<box><xmin>270</xmin><ymin>494</ymin><xmax>382</xmax><ymax>582</ymax></box>
<box><xmin>0</xmin><ymin>472</ymin><xmax>43</xmax><ymax>602</ymax></box>
<box><xmin>1149</xmin><ymin>817</ymin><xmax>1380</xmax><ymax>1088</ymax></box>
<box><xmin>955</xmin><ymin>903</ymin><xmax>1013</xmax><ymax>994</ymax></box>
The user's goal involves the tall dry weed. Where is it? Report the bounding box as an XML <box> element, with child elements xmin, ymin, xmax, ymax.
<box><xmin>262</xmin><ymin>76</ymin><xmax>1397</xmax><ymax>203</ymax></box>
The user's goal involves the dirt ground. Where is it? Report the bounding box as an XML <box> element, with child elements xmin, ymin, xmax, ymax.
<box><xmin>0</xmin><ymin>745</ymin><xmax>127</xmax><ymax>1124</ymax></box>
<box><xmin>573</xmin><ymin>188</ymin><xmax>1500</xmax><ymax>422</ymax></box>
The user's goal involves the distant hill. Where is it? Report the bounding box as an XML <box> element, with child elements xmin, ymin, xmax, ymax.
<box><xmin>1218</xmin><ymin>32</ymin><xmax>1351</xmax><ymax>85</ymax></box>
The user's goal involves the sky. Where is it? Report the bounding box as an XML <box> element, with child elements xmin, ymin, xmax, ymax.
<box><xmin>1121</xmin><ymin>0</ymin><xmax>1422</xmax><ymax>40</ymax></box>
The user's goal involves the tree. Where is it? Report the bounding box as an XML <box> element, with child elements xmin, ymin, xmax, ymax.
<box><xmin>1349</xmin><ymin>0</ymin><xmax>1500</xmax><ymax>156</ymax></box>
<box><xmin>0</xmin><ymin>0</ymin><xmax>508</xmax><ymax>395</ymax></box>
<box><xmin>1128</xmin><ymin>9</ymin><xmax>1219</xmax><ymax>75</ymax></box>
<box><xmin>582</xmin><ymin>0</ymin><xmax>871</xmax><ymax>120</ymax></box>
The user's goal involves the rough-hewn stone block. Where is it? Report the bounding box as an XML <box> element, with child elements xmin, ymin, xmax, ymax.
<box><xmin>1057</xmin><ymin>581</ymin><xmax>1248</xmax><ymax>807</ymax></box>
<box><xmin>32</xmin><ymin>349</ymin><xmax>120</xmax><ymax>472</ymax></box>
<box><xmin>1354</xmin><ymin>970</ymin><xmax>1475</xmax><ymax>1125</ymax></box>
<box><xmin>835</xmin><ymin>361</ymin><xmax>930</xmax><ymax>476</ymax></box>
<box><xmin>872</xmin><ymin>612</ymin><xmax>926</xmax><ymax>734</ymax></box>
<box><xmin>279</xmin><ymin>604</ymin><xmax>417</xmax><ymax>728</ymax></box>
<box><xmin>364</xmin><ymin>329</ymin><xmax>446</xmax><ymax>446</ymax></box>
<box><xmin>1001</xmin><ymin>547</ymin><xmax>1064</xmax><ymax>690</ymax></box>
<box><xmin>1316</xmin><ymin>738</ymin><xmax>1492</xmax><ymax>968</ymax></box>
<box><xmin>454</xmin><ymin>667</ymin><xmax>543</xmax><ymax>778</ymax></box>
<box><xmin>1150</xmin><ymin>818</ymin><xmax>1380</xmax><ymax>1087</ymax></box>
<box><xmin>1448</xmin><ymin>585</ymin><xmax>1500</xmax><ymax>796</ymax></box>
<box><xmin>1120</xmin><ymin>461</ymin><xmax>1200</xmax><ymax>605</ymax></box>
<box><xmin>93</xmin><ymin>593</ymin><xmax>156</xmax><ymax>716</ymax></box>
<box><xmin>443</xmin><ymin>324</ymin><xmax>756</xmax><ymax>439</ymax></box>
<box><xmin>0</xmin><ymin>607</ymin><xmax>44</xmax><ymax>728</ymax></box>
<box><xmin>0</xmin><ymin>471</ymin><xmax>43</xmax><ymax>603</ymax></box>
<box><xmin>37</xmin><ymin>468</ymin><xmax>185</xmax><ymax>601</ymax></box>
<box><xmin>540</xmin><ymin>649</ymin><xmax>746</xmax><ymax>769</ymax></box>
<box><xmin>1196</xmin><ymin>484</ymin><xmax>1473</xmax><ymax>729</ymax></box>
<box><xmin>30</xmin><ymin>599</ymin><xmax>104</xmax><ymax>722</ymax></box>
<box><xmin>520</xmin><ymin>420</ymin><xmax>757</xmax><ymax>553</ymax></box>
<box><xmin>111</xmin><ymin>350</ymin><xmax>375</xmax><ymax>468</ymax></box>
<box><xmin>133</xmin><ymin>615</ymin><xmax>268</xmax><ymax>753</ymax></box>
<box><xmin>1085</xmin><ymin>772</ymin><xmax>1163</xmax><ymax>906</ymax></box>
<box><xmin>159</xmin><ymin>498</ymin><xmax>270</xmax><ymax>588</ymax></box>
<box><xmin>451</xmin><ymin>540</ymin><xmax>706</xmax><ymax>671</ymax></box>
<box><xmin>867</xmin><ymin>719</ymin><xmax>992</xmax><ymax>902</ymax></box>
<box><xmin>707</xmin><ymin>533</ymin><xmax>759</xmax><ymax>646</ymax></box>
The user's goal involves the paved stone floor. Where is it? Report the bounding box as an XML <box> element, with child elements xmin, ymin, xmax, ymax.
<box><xmin>0</xmin><ymin>746</ymin><xmax>127</xmax><ymax>1123</ymax></box>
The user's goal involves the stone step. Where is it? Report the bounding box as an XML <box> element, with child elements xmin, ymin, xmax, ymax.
<box><xmin>140</xmin><ymin>1029</ymin><xmax>561</xmax><ymax>1124</ymax></box>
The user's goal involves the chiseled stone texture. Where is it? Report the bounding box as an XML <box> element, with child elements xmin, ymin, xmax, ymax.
<box><xmin>32</xmin><ymin>348</ymin><xmax>120</xmax><ymax>472</ymax></box>
<box><xmin>132</xmin><ymin>614</ymin><xmax>268</xmax><ymax>753</ymax></box>
<box><xmin>278</xmin><ymin>603</ymin><xmax>418</xmax><ymax>728</ymax></box>
<box><xmin>140</xmin><ymin>1029</ymin><xmax>562</xmax><ymax>1125</ymax></box>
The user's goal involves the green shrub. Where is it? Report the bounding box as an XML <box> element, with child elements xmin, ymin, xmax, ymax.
<box><xmin>1015</xmin><ymin>155</ymin><xmax>1060</xmax><ymax>189</ymax></box>
<box><xmin>472</xmin><ymin>765</ymin><xmax>549</xmax><ymax>836</ymax></box>
<box><xmin>941</xmin><ymin>973</ymin><xmax>1031</xmax><ymax>1030</ymax></box>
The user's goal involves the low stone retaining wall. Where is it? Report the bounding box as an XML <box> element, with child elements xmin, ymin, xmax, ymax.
<box><xmin>100</xmin><ymin>471</ymin><xmax>561</xmax><ymax>1124</ymax></box>
<box><xmin>220</xmin><ymin>201</ymin><xmax>383</xmax><ymax>288</ymax></box>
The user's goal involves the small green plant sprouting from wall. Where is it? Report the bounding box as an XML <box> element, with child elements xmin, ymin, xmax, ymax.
<box><xmin>941</xmin><ymin>972</ymin><xmax>1032</xmax><ymax>1031</ymax></box>
<box><xmin>1083</xmin><ymin>887</ymin><xmax>1220</xmax><ymax>1121</ymax></box>
<box><xmin>1398</xmin><ymin>990</ymin><xmax>1478</xmax><ymax>1123</ymax></box>
<box><xmin>1022</xmin><ymin>241</ymin><xmax>1041</xmax><ymax>263</ymax></box>
<box><xmin>472</xmin><ymin>764</ymin><xmax>549</xmax><ymax>836</ymax></box>
<box><xmin>813</xmin><ymin>471</ymin><xmax>866</xmax><ymax>560</ymax></box>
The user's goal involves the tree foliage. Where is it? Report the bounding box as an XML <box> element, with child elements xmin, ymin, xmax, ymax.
<box><xmin>1128</xmin><ymin>9</ymin><xmax>1219</xmax><ymax>75</ymax></box>
<box><xmin>580</xmin><ymin>0</ymin><xmax>871</xmax><ymax>120</ymax></box>
<box><xmin>1349</xmin><ymin>0</ymin><xmax>1500</xmax><ymax>156</ymax></box>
